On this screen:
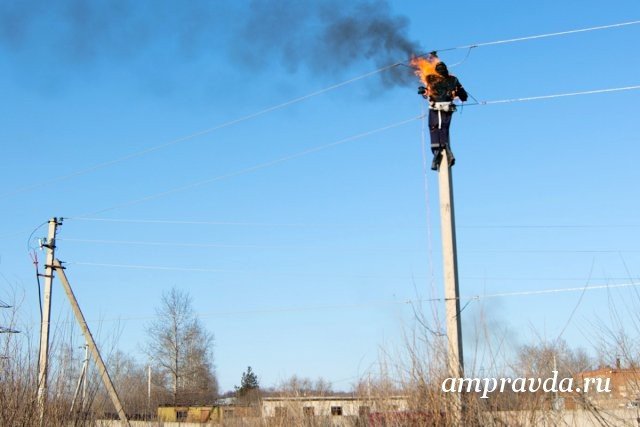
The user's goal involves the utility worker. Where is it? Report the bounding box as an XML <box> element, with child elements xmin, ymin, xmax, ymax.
<box><xmin>418</xmin><ymin>61</ymin><xmax>468</xmax><ymax>171</ymax></box>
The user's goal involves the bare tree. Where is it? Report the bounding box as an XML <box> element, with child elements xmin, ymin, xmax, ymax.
<box><xmin>276</xmin><ymin>375</ymin><xmax>334</xmax><ymax>397</ymax></box>
<box><xmin>517</xmin><ymin>338</ymin><xmax>592</xmax><ymax>379</ymax></box>
<box><xmin>103</xmin><ymin>351</ymin><xmax>149</xmax><ymax>417</ymax></box>
<box><xmin>144</xmin><ymin>287</ymin><xmax>218</xmax><ymax>405</ymax></box>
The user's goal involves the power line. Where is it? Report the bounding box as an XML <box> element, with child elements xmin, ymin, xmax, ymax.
<box><xmin>459</xmin><ymin>224</ymin><xmax>640</xmax><ymax>229</ymax></box>
<box><xmin>75</xmin><ymin>114</ymin><xmax>424</xmax><ymax>217</ymax></box>
<box><xmin>0</xmin><ymin>65</ymin><xmax>397</xmax><ymax>201</ymax></box>
<box><xmin>63</xmin><ymin>218</ymin><xmax>412</xmax><ymax>228</ymax></box>
<box><xmin>58</xmin><ymin>237</ymin><xmax>431</xmax><ymax>253</ymax></box>
<box><xmin>462</xmin><ymin>282</ymin><xmax>640</xmax><ymax>301</ymax></box>
<box><xmin>2</xmin><ymin>81</ymin><xmax>633</xmax><ymax>244</ymax></box>
<box><xmin>12</xmin><ymin>216</ymin><xmax>638</xmax><ymax>244</ymax></box>
<box><xmin>474</xmin><ymin>85</ymin><xmax>640</xmax><ymax>106</ymax></box>
<box><xmin>66</xmin><ymin>217</ymin><xmax>640</xmax><ymax>229</ymax></box>
<box><xmin>462</xmin><ymin>276</ymin><xmax>640</xmax><ymax>282</ymax></box>
<box><xmin>453</xmin><ymin>20</ymin><xmax>640</xmax><ymax>50</ymax></box>
<box><xmin>66</xmin><ymin>261</ymin><xmax>426</xmax><ymax>280</ymax></box>
<box><xmin>68</xmin><ymin>262</ymin><xmax>238</xmax><ymax>274</ymax></box>
<box><xmin>35</xmin><ymin>281</ymin><xmax>640</xmax><ymax>325</ymax></box>
<box><xmin>68</xmin><ymin>83</ymin><xmax>640</xmax><ymax>217</ymax></box>
<box><xmin>58</xmin><ymin>237</ymin><xmax>331</xmax><ymax>250</ymax></box>
<box><xmin>3</xmin><ymin>20</ymin><xmax>638</xmax><ymax>200</ymax></box>
<box><xmin>463</xmin><ymin>249</ymin><xmax>640</xmax><ymax>254</ymax></box>
<box><xmin>56</xmin><ymin>237</ymin><xmax>640</xmax><ymax>255</ymax></box>
<box><xmin>64</xmin><ymin>261</ymin><xmax>640</xmax><ymax>284</ymax></box>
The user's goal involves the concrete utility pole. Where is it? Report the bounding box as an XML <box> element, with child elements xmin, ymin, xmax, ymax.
<box><xmin>53</xmin><ymin>259</ymin><xmax>131</xmax><ymax>427</ymax></box>
<box><xmin>83</xmin><ymin>343</ymin><xmax>88</xmax><ymax>412</ymax></box>
<box><xmin>437</xmin><ymin>152</ymin><xmax>464</xmax><ymax>413</ymax></box>
<box><xmin>70</xmin><ymin>343</ymin><xmax>89</xmax><ymax>415</ymax></box>
<box><xmin>37</xmin><ymin>217</ymin><xmax>61</xmax><ymax>421</ymax></box>
<box><xmin>148</xmin><ymin>365</ymin><xmax>152</xmax><ymax>420</ymax></box>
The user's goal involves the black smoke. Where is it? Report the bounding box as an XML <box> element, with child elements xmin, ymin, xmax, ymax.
<box><xmin>234</xmin><ymin>0</ymin><xmax>422</xmax><ymax>87</ymax></box>
<box><xmin>0</xmin><ymin>1</ymin><xmax>228</xmax><ymax>63</ymax></box>
<box><xmin>0</xmin><ymin>1</ymin><xmax>421</xmax><ymax>90</ymax></box>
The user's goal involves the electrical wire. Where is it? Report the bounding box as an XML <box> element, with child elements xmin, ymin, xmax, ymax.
<box><xmin>0</xmin><ymin>65</ymin><xmax>397</xmax><ymax>201</ymax></box>
<box><xmin>2</xmin><ymin>20</ymin><xmax>638</xmax><ymax>201</ymax></box>
<box><xmin>448</xmin><ymin>46</ymin><xmax>475</xmax><ymax>68</ymax></box>
<box><xmin>55</xmin><ymin>237</ymin><xmax>640</xmax><ymax>255</ymax></box>
<box><xmin>64</xmin><ymin>261</ymin><xmax>640</xmax><ymax>284</ymax></box>
<box><xmin>30</xmin><ymin>251</ymin><xmax>43</xmax><ymax>321</ymax></box>
<box><xmin>26</xmin><ymin>222</ymin><xmax>48</xmax><ymax>326</ymax></box>
<box><xmin>66</xmin><ymin>261</ymin><xmax>427</xmax><ymax>280</ymax></box>
<box><xmin>455</xmin><ymin>20</ymin><xmax>640</xmax><ymax>50</ymax></box>
<box><xmin>419</xmin><ymin>102</ymin><xmax>438</xmax><ymax>322</ymax></box>
<box><xmin>26</xmin><ymin>221</ymin><xmax>48</xmax><ymax>253</ymax></box>
<box><xmin>463</xmin><ymin>249</ymin><xmax>640</xmax><ymax>254</ymax></box>
<box><xmin>459</xmin><ymin>224</ymin><xmax>640</xmax><ymax>229</ymax></box>
<box><xmin>65</xmin><ymin>218</ymin><xmax>356</xmax><ymax>227</ymax></box>
<box><xmin>75</xmin><ymin>114</ymin><xmax>424</xmax><ymax>217</ymax></box>
<box><xmin>65</xmin><ymin>83</ymin><xmax>640</xmax><ymax>218</ymax></box>
<box><xmin>35</xmin><ymin>280</ymin><xmax>640</xmax><ymax>325</ymax></box>
<box><xmin>56</xmin><ymin>237</ymin><xmax>431</xmax><ymax>253</ymax></box>
<box><xmin>459</xmin><ymin>282</ymin><xmax>640</xmax><ymax>301</ymax></box>
<box><xmin>468</xmin><ymin>85</ymin><xmax>640</xmax><ymax>106</ymax></box>
<box><xmin>66</xmin><ymin>217</ymin><xmax>640</xmax><ymax>229</ymax></box>
<box><xmin>68</xmin><ymin>262</ymin><xmax>239</xmax><ymax>274</ymax></box>
<box><xmin>555</xmin><ymin>258</ymin><xmax>595</xmax><ymax>342</ymax></box>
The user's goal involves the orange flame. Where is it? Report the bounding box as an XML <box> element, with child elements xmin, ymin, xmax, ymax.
<box><xmin>410</xmin><ymin>55</ymin><xmax>441</xmax><ymax>86</ymax></box>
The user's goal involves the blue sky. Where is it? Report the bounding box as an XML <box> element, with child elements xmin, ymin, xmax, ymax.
<box><xmin>1</xmin><ymin>1</ymin><xmax>639</xmax><ymax>392</ymax></box>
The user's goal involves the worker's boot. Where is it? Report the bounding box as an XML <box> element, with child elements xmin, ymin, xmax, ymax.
<box><xmin>445</xmin><ymin>145</ymin><xmax>455</xmax><ymax>167</ymax></box>
<box><xmin>431</xmin><ymin>151</ymin><xmax>442</xmax><ymax>171</ymax></box>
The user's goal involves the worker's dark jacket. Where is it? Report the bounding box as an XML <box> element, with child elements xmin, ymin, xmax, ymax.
<box><xmin>425</xmin><ymin>73</ymin><xmax>467</xmax><ymax>170</ymax></box>
<box><xmin>426</xmin><ymin>74</ymin><xmax>468</xmax><ymax>103</ymax></box>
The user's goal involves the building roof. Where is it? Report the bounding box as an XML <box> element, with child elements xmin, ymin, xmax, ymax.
<box><xmin>262</xmin><ymin>395</ymin><xmax>408</xmax><ymax>402</ymax></box>
<box><xmin>578</xmin><ymin>367</ymin><xmax>640</xmax><ymax>377</ymax></box>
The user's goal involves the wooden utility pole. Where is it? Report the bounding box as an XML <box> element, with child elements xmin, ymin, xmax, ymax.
<box><xmin>37</xmin><ymin>217</ymin><xmax>60</xmax><ymax>421</ymax></box>
<box><xmin>437</xmin><ymin>152</ymin><xmax>464</xmax><ymax>415</ymax></box>
<box><xmin>53</xmin><ymin>259</ymin><xmax>131</xmax><ymax>427</ymax></box>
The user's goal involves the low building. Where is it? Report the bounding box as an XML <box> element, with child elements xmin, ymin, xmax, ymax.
<box><xmin>158</xmin><ymin>395</ymin><xmax>409</xmax><ymax>425</ymax></box>
<box><xmin>262</xmin><ymin>395</ymin><xmax>408</xmax><ymax>425</ymax></box>
<box><xmin>157</xmin><ymin>403</ymin><xmax>259</xmax><ymax>423</ymax></box>
<box><xmin>157</xmin><ymin>405</ymin><xmax>220</xmax><ymax>423</ymax></box>
<box><xmin>566</xmin><ymin>366</ymin><xmax>640</xmax><ymax>410</ymax></box>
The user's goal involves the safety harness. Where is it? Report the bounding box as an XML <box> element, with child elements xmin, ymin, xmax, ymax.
<box><xmin>429</xmin><ymin>101</ymin><xmax>457</xmax><ymax>129</ymax></box>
